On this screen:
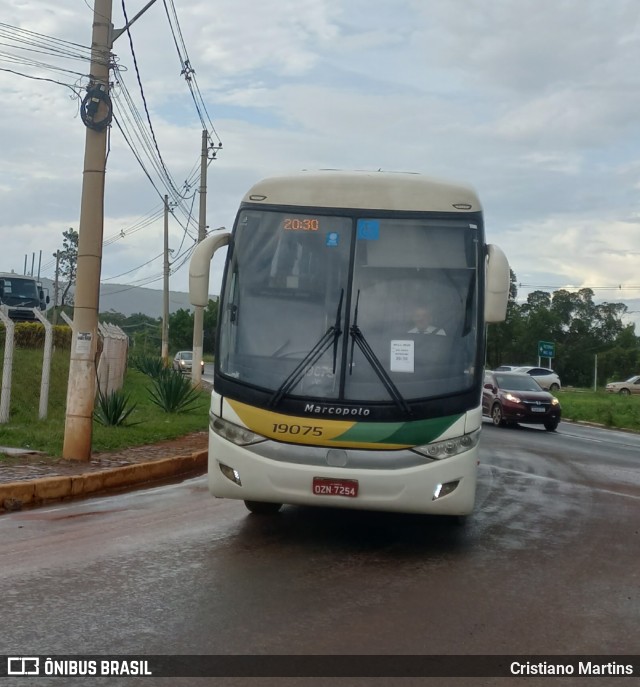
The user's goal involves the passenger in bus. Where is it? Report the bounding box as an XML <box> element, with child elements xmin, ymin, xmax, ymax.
<box><xmin>407</xmin><ymin>305</ymin><xmax>446</xmax><ymax>336</ymax></box>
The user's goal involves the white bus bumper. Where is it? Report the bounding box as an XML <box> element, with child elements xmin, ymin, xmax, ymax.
<box><xmin>207</xmin><ymin>431</ymin><xmax>477</xmax><ymax>515</ymax></box>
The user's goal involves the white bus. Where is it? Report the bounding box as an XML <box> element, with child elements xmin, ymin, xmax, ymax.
<box><xmin>190</xmin><ymin>170</ymin><xmax>509</xmax><ymax>516</ymax></box>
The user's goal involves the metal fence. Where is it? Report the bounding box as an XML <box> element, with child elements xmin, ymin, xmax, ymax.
<box><xmin>0</xmin><ymin>309</ymin><xmax>128</xmax><ymax>423</ymax></box>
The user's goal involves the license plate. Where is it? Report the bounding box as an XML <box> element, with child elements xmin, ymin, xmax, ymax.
<box><xmin>312</xmin><ymin>477</ymin><xmax>359</xmax><ymax>497</ymax></box>
<box><xmin>531</xmin><ymin>406</ymin><xmax>546</xmax><ymax>413</ymax></box>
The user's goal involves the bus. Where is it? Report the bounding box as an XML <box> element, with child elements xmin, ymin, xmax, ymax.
<box><xmin>189</xmin><ymin>170</ymin><xmax>509</xmax><ymax>516</ymax></box>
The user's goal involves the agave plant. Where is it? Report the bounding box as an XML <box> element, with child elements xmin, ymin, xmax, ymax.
<box><xmin>94</xmin><ymin>387</ymin><xmax>139</xmax><ymax>426</ymax></box>
<box><xmin>131</xmin><ymin>354</ymin><xmax>166</xmax><ymax>379</ymax></box>
<box><xmin>147</xmin><ymin>368</ymin><xmax>204</xmax><ymax>413</ymax></box>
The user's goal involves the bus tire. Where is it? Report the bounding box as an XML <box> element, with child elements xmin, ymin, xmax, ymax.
<box><xmin>451</xmin><ymin>515</ymin><xmax>468</xmax><ymax>527</ymax></box>
<box><xmin>244</xmin><ymin>500</ymin><xmax>283</xmax><ymax>515</ymax></box>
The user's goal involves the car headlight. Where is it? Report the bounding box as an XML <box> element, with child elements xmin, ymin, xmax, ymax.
<box><xmin>504</xmin><ymin>393</ymin><xmax>521</xmax><ymax>403</ymax></box>
<box><xmin>551</xmin><ymin>398</ymin><xmax>560</xmax><ymax>406</ymax></box>
<box><xmin>411</xmin><ymin>429</ymin><xmax>480</xmax><ymax>460</ymax></box>
<box><xmin>211</xmin><ymin>414</ymin><xmax>266</xmax><ymax>446</ymax></box>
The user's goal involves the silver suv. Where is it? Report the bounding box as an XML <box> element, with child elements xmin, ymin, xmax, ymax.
<box><xmin>514</xmin><ymin>366</ymin><xmax>561</xmax><ymax>392</ymax></box>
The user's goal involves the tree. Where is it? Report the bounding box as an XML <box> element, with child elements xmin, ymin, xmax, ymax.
<box><xmin>486</xmin><ymin>272</ymin><xmax>638</xmax><ymax>387</ymax></box>
<box><xmin>203</xmin><ymin>299</ymin><xmax>219</xmax><ymax>355</ymax></box>
<box><xmin>58</xmin><ymin>227</ymin><xmax>78</xmax><ymax>306</ymax></box>
<box><xmin>486</xmin><ymin>269</ymin><xmax>523</xmax><ymax>368</ymax></box>
<box><xmin>168</xmin><ymin>308</ymin><xmax>194</xmax><ymax>352</ymax></box>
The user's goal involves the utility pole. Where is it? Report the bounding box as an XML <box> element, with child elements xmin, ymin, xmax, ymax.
<box><xmin>191</xmin><ymin>129</ymin><xmax>208</xmax><ymax>387</ymax></box>
<box><xmin>63</xmin><ymin>0</ymin><xmax>161</xmax><ymax>460</ymax></box>
<box><xmin>53</xmin><ymin>250</ymin><xmax>61</xmax><ymax>325</ymax></box>
<box><xmin>63</xmin><ymin>0</ymin><xmax>112</xmax><ymax>460</ymax></box>
<box><xmin>162</xmin><ymin>194</ymin><xmax>170</xmax><ymax>364</ymax></box>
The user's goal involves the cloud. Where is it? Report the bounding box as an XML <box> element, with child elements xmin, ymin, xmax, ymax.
<box><xmin>1</xmin><ymin>0</ymin><xmax>640</xmax><ymax>319</ymax></box>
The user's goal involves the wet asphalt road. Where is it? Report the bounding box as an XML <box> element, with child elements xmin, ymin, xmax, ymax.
<box><xmin>0</xmin><ymin>421</ymin><xmax>638</xmax><ymax>686</ymax></box>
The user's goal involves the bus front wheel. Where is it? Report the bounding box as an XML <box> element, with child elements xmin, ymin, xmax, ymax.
<box><xmin>244</xmin><ymin>500</ymin><xmax>283</xmax><ymax>515</ymax></box>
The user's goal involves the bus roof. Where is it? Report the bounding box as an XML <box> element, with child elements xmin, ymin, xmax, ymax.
<box><xmin>241</xmin><ymin>170</ymin><xmax>482</xmax><ymax>213</ymax></box>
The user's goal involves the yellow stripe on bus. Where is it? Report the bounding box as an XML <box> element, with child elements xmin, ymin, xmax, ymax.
<box><xmin>227</xmin><ymin>400</ymin><xmax>417</xmax><ymax>450</ymax></box>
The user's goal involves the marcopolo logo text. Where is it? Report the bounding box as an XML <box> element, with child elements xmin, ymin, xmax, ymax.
<box><xmin>304</xmin><ymin>403</ymin><xmax>370</xmax><ymax>417</ymax></box>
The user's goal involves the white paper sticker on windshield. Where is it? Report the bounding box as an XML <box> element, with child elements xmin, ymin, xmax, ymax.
<box><xmin>390</xmin><ymin>340</ymin><xmax>414</xmax><ymax>373</ymax></box>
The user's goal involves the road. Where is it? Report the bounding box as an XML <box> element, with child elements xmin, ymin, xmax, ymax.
<box><xmin>0</xmin><ymin>421</ymin><xmax>638</xmax><ymax>685</ymax></box>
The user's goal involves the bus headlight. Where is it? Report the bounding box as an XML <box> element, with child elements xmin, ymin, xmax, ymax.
<box><xmin>411</xmin><ymin>429</ymin><xmax>480</xmax><ymax>460</ymax></box>
<box><xmin>211</xmin><ymin>415</ymin><xmax>266</xmax><ymax>446</ymax></box>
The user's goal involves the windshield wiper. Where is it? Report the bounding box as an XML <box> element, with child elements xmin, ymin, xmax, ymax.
<box><xmin>349</xmin><ymin>290</ymin><xmax>412</xmax><ymax>418</ymax></box>
<box><xmin>268</xmin><ymin>290</ymin><xmax>344</xmax><ymax>408</ymax></box>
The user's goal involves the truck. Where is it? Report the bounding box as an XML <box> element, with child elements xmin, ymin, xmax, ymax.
<box><xmin>0</xmin><ymin>272</ymin><xmax>50</xmax><ymax>322</ymax></box>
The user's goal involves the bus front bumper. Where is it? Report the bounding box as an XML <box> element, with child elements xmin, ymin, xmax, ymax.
<box><xmin>207</xmin><ymin>431</ymin><xmax>478</xmax><ymax>516</ymax></box>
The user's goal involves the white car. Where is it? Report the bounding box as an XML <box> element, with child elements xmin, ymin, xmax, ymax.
<box><xmin>172</xmin><ymin>351</ymin><xmax>204</xmax><ymax>374</ymax></box>
<box><xmin>514</xmin><ymin>366</ymin><xmax>561</xmax><ymax>392</ymax></box>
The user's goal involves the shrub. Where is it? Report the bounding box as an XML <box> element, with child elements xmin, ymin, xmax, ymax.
<box><xmin>131</xmin><ymin>354</ymin><xmax>166</xmax><ymax>378</ymax></box>
<box><xmin>94</xmin><ymin>387</ymin><xmax>138</xmax><ymax>426</ymax></box>
<box><xmin>0</xmin><ymin>322</ymin><xmax>72</xmax><ymax>349</ymax></box>
<box><xmin>147</xmin><ymin>368</ymin><xmax>204</xmax><ymax>413</ymax></box>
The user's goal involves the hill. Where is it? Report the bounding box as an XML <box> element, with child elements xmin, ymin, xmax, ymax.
<box><xmin>38</xmin><ymin>278</ymin><xmax>216</xmax><ymax>319</ymax></box>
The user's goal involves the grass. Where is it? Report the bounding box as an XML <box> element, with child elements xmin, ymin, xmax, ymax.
<box><xmin>557</xmin><ymin>389</ymin><xmax>640</xmax><ymax>432</ymax></box>
<box><xmin>0</xmin><ymin>348</ymin><xmax>210</xmax><ymax>460</ymax></box>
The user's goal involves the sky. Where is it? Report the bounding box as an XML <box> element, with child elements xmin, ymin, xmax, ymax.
<box><xmin>1</xmin><ymin>0</ymin><xmax>640</xmax><ymax>329</ymax></box>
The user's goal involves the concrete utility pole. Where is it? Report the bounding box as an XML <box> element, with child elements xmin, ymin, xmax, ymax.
<box><xmin>52</xmin><ymin>250</ymin><xmax>61</xmax><ymax>324</ymax></box>
<box><xmin>162</xmin><ymin>194</ymin><xmax>170</xmax><ymax>364</ymax></box>
<box><xmin>191</xmin><ymin>129</ymin><xmax>208</xmax><ymax>387</ymax></box>
<box><xmin>63</xmin><ymin>0</ymin><xmax>112</xmax><ymax>460</ymax></box>
<box><xmin>63</xmin><ymin>0</ymin><xmax>160</xmax><ymax>460</ymax></box>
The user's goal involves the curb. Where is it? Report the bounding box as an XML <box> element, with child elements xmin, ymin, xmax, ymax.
<box><xmin>0</xmin><ymin>450</ymin><xmax>208</xmax><ymax>512</ymax></box>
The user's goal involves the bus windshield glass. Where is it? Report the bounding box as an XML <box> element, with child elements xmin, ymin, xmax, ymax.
<box><xmin>218</xmin><ymin>209</ymin><xmax>480</xmax><ymax>405</ymax></box>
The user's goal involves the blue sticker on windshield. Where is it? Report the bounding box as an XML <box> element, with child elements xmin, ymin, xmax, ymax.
<box><xmin>326</xmin><ymin>232</ymin><xmax>339</xmax><ymax>247</ymax></box>
<box><xmin>357</xmin><ymin>219</ymin><xmax>380</xmax><ymax>240</ymax></box>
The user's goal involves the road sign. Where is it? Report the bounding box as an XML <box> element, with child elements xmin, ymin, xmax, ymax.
<box><xmin>538</xmin><ymin>341</ymin><xmax>555</xmax><ymax>358</ymax></box>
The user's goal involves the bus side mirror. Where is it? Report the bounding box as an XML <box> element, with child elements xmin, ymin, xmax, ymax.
<box><xmin>189</xmin><ymin>229</ymin><xmax>230</xmax><ymax>307</ymax></box>
<box><xmin>485</xmin><ymin>244</ymin><xmax>509</xmax><ymax>323</ymax></box>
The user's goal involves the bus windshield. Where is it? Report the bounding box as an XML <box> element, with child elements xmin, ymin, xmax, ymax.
<box><xmin>218</xmin><ymin>209</ymin><xmax>480</xmax><ymax>406</ymax></box>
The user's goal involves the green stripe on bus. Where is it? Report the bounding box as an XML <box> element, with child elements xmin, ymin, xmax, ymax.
<box><xmin>334</xmin><ymin>414</ymin><xmax>462</xmax><ymax>446</ymax></box>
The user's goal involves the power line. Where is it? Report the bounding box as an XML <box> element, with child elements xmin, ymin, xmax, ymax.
<box><xmin>0</xmin><ymin>22</ymin><xmax>94</xmax><ymax>62</ymax></box>
<box><xmin>120</xmin><ymin>0</ymin><xmax>183</xmax><ymax>199</ymax></box>
<box><xmin>520</xmin><ymin>283</ymin><xmax>640</xmax><ymax>292</ymax></box>
<box><xmin>161</xmin><ymin>0</ymin><xmax>222</xmax><ymax>149</ymax></box>
<box><xmin>102</xmin><ymin>251</ymin><xmax>164</xmax><ymax>280</ymax></box>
